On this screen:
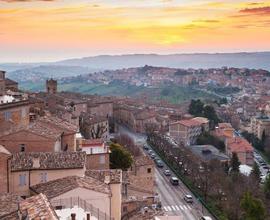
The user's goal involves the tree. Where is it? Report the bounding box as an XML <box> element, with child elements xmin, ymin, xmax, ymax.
<box><xmin>196</xmin><ymin>132</ymin><xmax>225</xmax><ymax>151</ymax></box>
<box><xmin>250</xmin><ymin>163</ymin><xmax>261</xmax><ymax>183</ymax></box>
<box><xmin>264</xmin><ymin>175</ymin><xmax>270</xmax><ymax>199</ymax></box>
<box><xmin>230</xmin><ymin>152</ymin><xmax>240</xmax><ymax>173</ymax></box>
<box><xmin>110</xmin><ymin>143</ymin><xmax>133</xmax><ymax>170</ymax></box>
<box><xmin>240</xmin><ymin>191</ymin><xmax>266</xmax><ymax>220</ymax></box>
<box><xmin>189</xmin><ymin>99</ymin><xmax>204</xmax><ymax>116</ymax></box>
<box><xmin>203</xmin><ymin>105</ymin><xmax>220</xmax><ymax>126</ymax></box>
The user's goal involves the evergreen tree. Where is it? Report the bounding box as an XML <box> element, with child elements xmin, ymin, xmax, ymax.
<box><xmin>264</xmin><ymin>175</ymin><xmax>270</xmax><ymax>199</ymax></box>
<box><xmin>240</xmin><ymin>191</ymin><xmax>266</xmax><ymax>220</ymax></box>
<box><xmin>110</xmin><ymin>143</ymin><xmax>133</xmax><ymax>170</ymax></box>
<box><xmin>230</xmin><ymin>152</ymin><xmax>240</xmax><ymax>173</ymax></box>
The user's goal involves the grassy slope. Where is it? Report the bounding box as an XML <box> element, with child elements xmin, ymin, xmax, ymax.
<box><xmin>20</xmin><ymin>81</ymin><xmax>218</xmax><ymax>104</ymax></box>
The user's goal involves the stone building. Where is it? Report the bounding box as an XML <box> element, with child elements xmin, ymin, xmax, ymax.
<box><xmin>0</xmin><ymin>70</ymin><xmax>6</xmax><ymax>96</ymax></box>
<box><xmin>0</xmin><ymin>149</ymin><xmax>86</xmax><ymax>196</ymax></box>
<box><xmin>226</xmin><ymin>137</ymin><xmax>254</xmax><ymax>166</ymax></box>
<box><xmin>79</xmin><ymin>113</ymin><xmax>109</xmax><ymax>140</ymax></box>
<box><xmin>46</xmin><ymin>78</ymin><xmax>57</xmax><ymax>94</ymax></box>
<box><xmin>251</xmin><ymin>115</ymin><xmax>270</xmax><ymax>140</ymax></box>
<box><xmin>87</xmin><ymin>100</ymin><xmax>113</xmax><ymax>118</ymax></box>
<box><xmin>124</xmin><ymin>156</ymin><xmax>155</xmax><ymax>200</ymax></box>
<box><xmin>79</xmin><ymin>138</ymin><xmax>110</xmax><ymax>170</ymax></box>
<box><xmin>0</xmin><ymin>116</ymin><xmax>78</xmax><ymax>153</ymax></box>
<box><xmin>0</xmin><ymin>96</ymin><xmax>30</xmax><ymax>136</ymax></box>
<box><xmin>169</xmin><ymin>118</ymin><xmax>209</xmax><ymax>146</ymax></box>
<box><xmin>113</xmin><ymin>104</ymin><xmax>158</xmax><ymax>133</ymax></box>
<box><xmin>5</xmin><ymin>78</ymin><xmax>18</xmax><ymax>92</ymax></box>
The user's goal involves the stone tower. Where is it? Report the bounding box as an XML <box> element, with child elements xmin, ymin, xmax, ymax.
<box><xmin>46</xmin><ymin>78</ymin><xmax>57</xmax><ymax>94</ymax></box>
<box><xmin>0</xmin><ymin>70</ymin><xmax>6</xmax><ymax>96</ymax></box>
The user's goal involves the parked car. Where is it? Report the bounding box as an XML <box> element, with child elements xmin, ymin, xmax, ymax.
<box><xmin>143</xmin><ymin>145</ymin><xmax>149</xmax><ymax>151</ymax></box>
<box><xmin>184</xmin><ymin>194</ymin><xmax>193</xmax><ymax>203</ymax></box>
<box><xmin>263</xmin><ymin>165</ymin><xmax>269</xmax><ymax>170</ymax></box>
<box><xmin>200</xmin><ymin>216</ymin><xmax>212</xmax><ymax>220</ymax></box>
<box><xmin>156</xmin><ymin>160</ymin><xmax>164</xmax><ymax>168</ymax></box>
<box><xmin>170</xmin><ymin>177</ymin><xmax>179</xmax><ymax>185</ymax></box>
<box><xmin>148</xmin><ymin>150</ymin><xmax>153</xmax><ymax>155</ymax></box>
<box><xmin>150</xmin><ymin>153</ymin><xmax>156</xmax><ymax>159</ymax></box>
<box><xmin>164</xmin><ymin>169</ymin><xmax>171</xmax><ymax>176</ymax></box>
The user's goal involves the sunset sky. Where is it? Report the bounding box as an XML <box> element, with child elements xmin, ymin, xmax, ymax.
<box><xmin>0</xmin><ymin>0</ymin><xmax>270</xmax><ymax>62</ymax></box>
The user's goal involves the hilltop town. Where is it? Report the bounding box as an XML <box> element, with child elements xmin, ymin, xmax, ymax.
<box><xmin>1</xmin><ymin>66</ymin><xmax>270</xmax><ymax>220</ymax></box>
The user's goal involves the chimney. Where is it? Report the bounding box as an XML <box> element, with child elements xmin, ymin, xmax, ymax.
<box><xmin>86</xmin><ymin>213</ymin><xmax>90</xmax><ymax>220</ymax></box>
<box><xmin>71</xmin><ymin>213</ymin><xmax>76</xmax><ymax>220</ymax></box>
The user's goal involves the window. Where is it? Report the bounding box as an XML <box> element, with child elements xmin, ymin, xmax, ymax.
<box><xmin>40</xmin><ymin>173</ymin><xmax>48</xmax><ymax>183</ymax></box>
<box><xmin>19</xmin><ymin>174</ymin><xmax>26</xmax><ymax>186</ymax></box>
<box><xmin>99</xmin><ymin>155</ymin><xmax>105</xmax><ymax>164</ymax></box>
<box><xmin>4</xmin><ymin>111</ymin><xmax>11</xmax><ymax>121</ymax></box>
<box><xmin>147</xmin><ymin>168</ymin><xmax>152</xmax><ymax>173</ymax></box>
<box><xmin>20</xmin><ymin>144</ymin><xmax>25</xmax><ymax>152</ymax></box>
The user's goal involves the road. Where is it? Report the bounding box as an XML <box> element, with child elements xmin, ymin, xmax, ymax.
<box><xmin>116</xmin><ymin>124</ymin><xmax>211</xmax><ymax>220</ymax></box>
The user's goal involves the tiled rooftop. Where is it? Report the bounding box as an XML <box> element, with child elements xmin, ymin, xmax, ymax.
<box><xmin>0</xmin><ymin>193</ymin><xmax>21</xmax><ymax>218</ymax></box>
<box><xmin>31</xmin><ymin>176</ymin><xmax>111</xmax><ymax>199</ymax></box>
<box><xmin>11</xmin><ymin>151</ymin><xmax>86</xmax><ymax>171</ymax></box>
<box><xmin>81</xmin><ymin>138</ymin><xmax>104</xmax><ymax>147</ymax></box>
<box><xmin>170</xmin><ymin>119</ymin><xmax>203</xmax><ymax>127</ymax></box>
<box><xmin>85</xmin><ymin>169</ymin><xmax>122</xmax><ymax>184</ymax></box>
<box><xmin>134</xmin><ymin>156</ymin><xmax>154</xmax><ymax>167</ymax></box>
<box><xmin>227</xmin><ymin>137</ymin><xmax>253</xmax><ymax>153</ymax></box>
<box><xmin>20</xmin><ymin>193</ymin><xmax>58</xmax><ymax>220</ymax></box>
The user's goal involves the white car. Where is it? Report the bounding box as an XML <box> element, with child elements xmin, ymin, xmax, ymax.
<box><xmin>184</xmin><ymin>194</ymin><xmax>193</xmax><ymax>203</ymax></box>
<box><xmin>200</xmin><ymin>216</ymin><xmax>212</xmax><ymax>220</ymax></box>
<box><xmin>164</xmin><ymin>169</ymin><xmax>171</xmax><ymax>176</ymax></box>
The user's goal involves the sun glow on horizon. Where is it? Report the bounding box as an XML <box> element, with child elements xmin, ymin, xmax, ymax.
<box><xmin>0</xmin><ymin>0</ymin><xmax>270</xmax><ymax>62</ymax></box>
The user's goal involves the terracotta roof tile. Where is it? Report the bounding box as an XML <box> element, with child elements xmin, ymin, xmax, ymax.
<box><xmin>11</xmin><ymin>152</ymin><xmax>86</xmax><ymax>171</ymax></box>
<box><xmin>20</xmin><ymin>193</ymin><xmax>58</xmax><ymax>220</ymax></box>
<box><xmin>171</xmin><ymin>119</ymin><xmax>203</xmax><ymax>127</ymax></box>
<box><xmin>85</xmin><ymin>169</ymin><xmax>122</xmax><ymax>184</ymax></box>
<box><xmin>134</xmin><ymin>156</ymin><xmax>154</xmax><ymax>167</ymax></box>
<box><xmin>30</xmin><ymin>176</ymin><xmax>111</xmax><ymax>199</ymax></box>
<box><xmin>227</xmin><ymin>137</ymin><xmax>253</xmax><ymax>153</ymax></box>
<box><xmin>0</xmin><ymin>193</ymin><xmax>21</xmax><ymax>218</ymax></box>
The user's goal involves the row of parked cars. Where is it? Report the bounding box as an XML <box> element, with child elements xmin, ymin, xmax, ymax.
<box><xmin>143</xmin><ymin>144</ymin><xmax>194</xmax><ymax>203</ymax></box>
<box><xmin>143</xmin><ymin>144</ymin><xmax>213</xmax><ymax>220</ymax></box>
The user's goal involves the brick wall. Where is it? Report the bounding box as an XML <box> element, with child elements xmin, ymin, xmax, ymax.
<box><xmin>85</xmin><ymin>153</ymin><xmax>110</xmax><ymax>170</ymax></box>
<box><xmin>0</xmin><ymin>153</ymin><xmax>9</xmax><ymax>193</ymax></box>
<box><xmin>62</xmin><ymin>133</ymin><xmax>76</xmax><ymax>151</ymax></box>
<box><xmin>0</xmin><ymin>105</ymin><xmax>29</xmax><ymax>129</ymax></box>
<box><xmin>0</xmin><ymin>130</ymin><xmax>56</xmax><ymax>153</ymax></box>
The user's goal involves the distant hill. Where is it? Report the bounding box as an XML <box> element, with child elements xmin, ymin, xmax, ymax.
<box><xmin>55</xmin><ymin>52</ymin><xmax>270</xmax><ymax>70</ymax></box>
<box><xmin>1</xmin><ymin>52</ymin><xmax>270</xmax><ymax>83</ymax></box>
<box><xmin>3</xmin><ymin>65</ymin><xmax>95</xmax><ymax>83</ymax></box>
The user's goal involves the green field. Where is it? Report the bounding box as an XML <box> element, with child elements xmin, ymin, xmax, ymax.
<box><xmin>20</xmin><ymin>81</ymin><xmax>218</xmax><ymax>104</ymax></box>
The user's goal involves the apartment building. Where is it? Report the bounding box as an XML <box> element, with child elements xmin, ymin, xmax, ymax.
<box><xmin>251</xmin><ymin>115</ymin><xmax>270</xmax><ymax>139</ymax></box>
<box><xmin>0</xmin><ymin>115</ymin><xmax>78</xmax><ymax>153</ymax></box>
<box><xmin>226</xmin><ymin>137</ymin><xmax>254</xmax><ymax>166</ymax></box>
<box><xmin>169</xmin><ymin>118</ymin><xmax>209</xmax><ymax>146</ymax></box>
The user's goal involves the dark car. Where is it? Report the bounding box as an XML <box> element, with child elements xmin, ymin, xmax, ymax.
<box><xmin>156</xmin><ymin>160</ymin><xmax>164</xmax><ymax>168</ymax></box>
<box><xmin>143</xmin><ymin>145</ymin><xmax>149</xmax><ymax>151</ymax></box>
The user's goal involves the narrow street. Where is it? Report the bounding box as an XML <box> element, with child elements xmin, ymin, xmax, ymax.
<box><xmin>116</xmin><ymin>123</ymin><xmax>211</xmax><ymax>220</ymax></box>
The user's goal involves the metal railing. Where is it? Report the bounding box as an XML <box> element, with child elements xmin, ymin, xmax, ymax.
<box><xmin>51</xmin><ymin>197</ymin><xmax>114</xmax><ymax>220</ymax></box>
